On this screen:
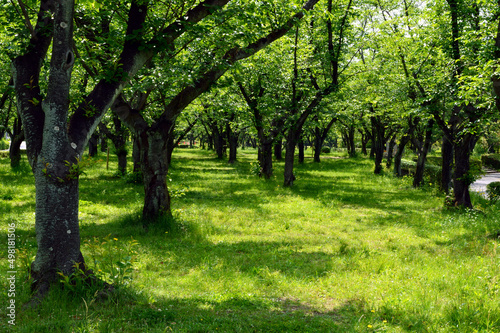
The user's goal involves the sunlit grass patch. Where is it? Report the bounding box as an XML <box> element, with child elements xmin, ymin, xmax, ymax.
<box><xmin>1</xmin><ymin>149</ymin><xmax>500</xmax><ymax>332</ymax></box>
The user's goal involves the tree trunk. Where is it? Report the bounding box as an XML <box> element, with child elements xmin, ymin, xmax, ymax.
<box><xmin>117</xmin><ymin>150</ymin><xmax>128</xmax><ymax>175</ymax></box>
<box><xmin>139</xmin><ymin>128</ymin><xmax>171</xmax><ymax>223</ymax></box>
<box><xmin>100</xmin><ymin>132</ymin><xmax>108</xmax><ymax>153</ymax></box>
<box><xmin>166</xmin><ymin>134</ymin><xmax>175</xmax><ymax>167</ymax></box>
<box><xmin>441</xmin><ymin>135</ymin><xmax>453</xmax><ymax>193</ymax></box>
<box><xmin>413</xmin><ymin>120</ymin><xmax>434</xmax><ymax>187</ymax></box>
<box><xmin>213</xmin><ymin>127</ymin><xmax>225</xmax><ymax>159</ymax></box>
<box><xmin>298</xmin><ymin>139</ymin><xmax>305</xmax><ymax>164</ymax></box>
<box><xmin>259</xmin><ymin>140</ymin><xmax>273</xmax><ymax>179</ymax></box>
<box><xmin>251</xmin><ymin>138</ymin><xmax>257</xmax><ymax>149</ymax></box>
<box><xmin>386</xmin><ymin>135</ymin><xmax>396</xmax><ymax>168</ymax></box>
<box><xmin>347</xmin><ymin>126</ymin><xmax>356</xmax><ymax>157</ymax></box>
<box><xmin>227</xmin><ymin>123</ymin><xmax>238</xmax><ymax>164</ymax></box>
<box><xmin>284</xmin><ymin>129</ymin><xmax>299</xmax><ymax>186</ymax></box>
<box><xmin>9</xmin><ymin>117</ymin><xmax>24</xmax><ymax>169</ymax></box>
<box><xmin>371</xmin><ymin>117</ymin><xmax>385</xmax><ymax>174</ymax></box>
<box><xmin>360</xmin><ymin>130</ymin><xmax>369</xmax><ymax>156</ymax></box>
<box><xmin>132</xmin><ymin>135</ymin><xmax>141</xmax><ymax>173</ymax></box>
<box><xmin>313</xmin><ymin>126</ymin><xmax>322</xmax><ymax>163</ymax></box>
<box><xmin>453</xmin><ymin>134</ymin><xmax>477</xmax><ymax>208</ymax></box>
<box><xmin>88</xmin><ymin>132</ymin><xmax>99</xmax><ymax>157</ymax></box>
<box><xmin>393</xmin><ymin>134</ymin><xmax>410</xmax><ymax>177</ymax></box>
<box><xmin>32</xmin><ymin>164</ymin><xmax>85</xmax><ymax>294</ymax></box>
<box><xmin>274</xmin><ymin>140</ymin><xmax>283</xmax><ymax>160</ymax></box>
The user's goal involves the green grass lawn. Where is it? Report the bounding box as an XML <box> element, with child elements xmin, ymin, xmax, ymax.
<box><xmin>0</xmin><ymin>148</ymin><xmax>499</xmax><ymax>332</ymax></box>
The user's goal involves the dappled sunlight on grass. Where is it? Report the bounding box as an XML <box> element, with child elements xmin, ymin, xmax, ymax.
<box><xmin>1</xmin><ymin>150</ymin><xmax>500</xmax><ymax>332</ymax></box>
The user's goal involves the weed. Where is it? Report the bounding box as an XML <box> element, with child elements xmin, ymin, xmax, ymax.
<box><xmin>83</xmin><ymin>235</ymin><xmax>138</xmax><ymax>287</ymax></box>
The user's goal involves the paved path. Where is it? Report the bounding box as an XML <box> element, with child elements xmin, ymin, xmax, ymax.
<box><xmin>470</xmin><ymin>169</ymin><xmax>500</xmax><ymax>196</ymax></box>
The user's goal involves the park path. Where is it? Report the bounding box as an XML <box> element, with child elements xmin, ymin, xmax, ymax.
<box><xmin>470</xmin><ymin>169</ymin><xmax>500</xmax><ymax>196</ymax></box>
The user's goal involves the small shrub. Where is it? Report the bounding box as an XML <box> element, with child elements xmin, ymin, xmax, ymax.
<box><xmin>487</xmin><ymin>181</ymin><xmax>500</xmax><ymax>203</ymax></box>
<box><xmin>321</xmin><ymin>146</ymin><xmax>331</xmax><ymax>153</ymax></box>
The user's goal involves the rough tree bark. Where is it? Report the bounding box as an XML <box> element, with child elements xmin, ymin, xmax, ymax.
<box><xmin>12</xmin><ymin>0</ymin><xmax>85</xmax><ymax>297</ymax></box>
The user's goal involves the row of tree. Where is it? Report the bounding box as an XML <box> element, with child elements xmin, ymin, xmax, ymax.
<box><xmin>1</xmin><ymin>0</ymin><xmax>500</xmax><ymax>299</ymax></box>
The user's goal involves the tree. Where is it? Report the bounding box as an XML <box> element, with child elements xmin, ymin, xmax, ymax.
<box><xmin>113</xmin><ymin>0</ymin><xmax>320</xmax><ymax>221</ymax></box>
<box><xmin>10</xmin><ymin>0</ymin><xmax>236</xmax><ymax>297</ymax></box>
<box><xmin>282</xmin><ymin>0</ymin><xmax>354</xmax><ymax>186</ymax></box>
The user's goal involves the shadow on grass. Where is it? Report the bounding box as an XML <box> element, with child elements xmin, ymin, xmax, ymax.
<box><xmin>15</xmin><ymin>283</ymin><xmax>386</xmax><ymax>333</ymax></box>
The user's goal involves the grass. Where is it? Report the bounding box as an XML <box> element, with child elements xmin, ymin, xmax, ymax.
<box><xmin>0</xmin><ymin>148</ymin><xmax>499</xmax><ymax>332</ymax></box>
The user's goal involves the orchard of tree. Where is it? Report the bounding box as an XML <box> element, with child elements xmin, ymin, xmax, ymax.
<box><xmin>1</xmin><ymin>0</ymin><xmax>500</xmax><ymax>304</ymax></box>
